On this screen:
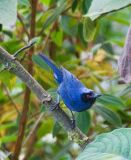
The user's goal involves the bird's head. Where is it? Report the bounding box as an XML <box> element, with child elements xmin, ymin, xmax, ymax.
<box><xmin>81</xmin><ymin>91</ymin><xmax>101</xmax><ymax>104</ymax></box>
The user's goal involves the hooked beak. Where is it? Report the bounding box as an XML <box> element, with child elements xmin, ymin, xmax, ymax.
<box><xmin>94</xmin><ymin>93</ymin><xmax>101</xmax><ymax>98</ymax></box>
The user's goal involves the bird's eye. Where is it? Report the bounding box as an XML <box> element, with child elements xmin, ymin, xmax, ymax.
<box><xmin>81</xmin><ymin>92</ymin><xmax>93</xmax><ymax>102</ymax></box>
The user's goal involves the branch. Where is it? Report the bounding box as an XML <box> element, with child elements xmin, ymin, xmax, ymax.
<box><xmin>0</xmin><ymin>47</ymin><xmax>88</xmax><ymax>146</ymax></box>
<box><xmin>2</xmin><ymin>83</ymin><xmax>20</xmax><ymax>114</ymax></box>
<box><xmin>17</xmin><ymin>13</ymin><xmax>30</xmax><ymax>38</ymax></box>
<box><xmin>23</xmin><ymin>112</ymin><xmax>44</xmax><ymax>160</ymax></box>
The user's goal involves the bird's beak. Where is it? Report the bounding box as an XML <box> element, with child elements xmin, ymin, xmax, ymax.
<box><xmin>94</xmin><ymin>93</ymin><xmax>101</xmax><ymax>98</ymax></box>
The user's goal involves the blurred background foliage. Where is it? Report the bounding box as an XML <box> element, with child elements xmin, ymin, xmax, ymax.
<box><xmin>0</xmin><ymin>0</ymin><xmax>131</xmax><ymax>159</ymax></box>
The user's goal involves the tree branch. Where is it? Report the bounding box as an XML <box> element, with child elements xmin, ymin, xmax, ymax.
<box><xmin>0</xmin><ymin>47</ymin><xmax>88</xmax><ymax>146</ymax></box>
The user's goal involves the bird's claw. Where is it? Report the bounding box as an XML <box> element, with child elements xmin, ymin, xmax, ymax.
<box><xmin>71</xmin><ymin>119</ymin><xmax>76</xmax><ymax>129</ymax></box>
<box><xmin>50</xmin><ymin>103</ymin><xmax>59</xmax><ymax>111</ymax></box>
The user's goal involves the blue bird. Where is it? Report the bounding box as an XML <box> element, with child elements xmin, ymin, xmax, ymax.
<box><xmin>38</xmin><ymin>53</ymin><xmax>101</xmax><ymax>113</ymax></box>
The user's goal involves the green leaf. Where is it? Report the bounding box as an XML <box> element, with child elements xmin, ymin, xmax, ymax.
<box><xmin>78</xmin><ymin>22</ymin><xmax>87</xmax><ymax>47</ymax></box>
<box><xmin>59</xmin><ymin>154</ymin><xmax>72</xmax><ymax>160</ymax></box>
<box><xmin>76</xmin><ymin>111</ymin><xmax>91</xmax><ymax>134</ymax></box>
<box><xmin>40</xmin><ymin>104</ymin><xmax>46</xmax><ymax>112</ymax></box>
<box><xmin>52</xmin><ymin>121</ymin><xmax>62</xmax><ymax>137</ymax></box>
<box><xmin>51</xmin><ymin>29</ymin><xmax>63</xmax><ymax>47</ymax></box>
<box><xmin>97</xmin><ymin>94</ymin><xmax>125</xmax><ymax>109</ymax></box>
<box><xmin>32</xmin><ymin>54</ymin><xmax>51</xmax><ymax>71</ymax></box>
<box><xmin>94</xmin><ymin>105</ymin><xmax>122</xmax><ymax>128</ymax></box>
<box><xmin>82</xmin><ymin>0</ymin><xmax>92</xmax><ymax>14</ymax></box>
<box><xmin>83</xmin><ymin>17</ymin><xmax>98</xmax><ymax>41</ymax></box>
<box><xmin>0</xmin><ymin>135</ymin><xmax>16</xmax><ymax>143</ymax></box>
<box><xmin>41</xmin><ymin>1</ymin><xmax>67</xmax><ymax>31</ymax></box>
<box><xmin>120</xmin><ymin>86</ymin><xmax>131</xmax><ymax>96</ymax></box>
<box><xmin>60</xmin><ymin>16</ymin><xmax>78</xmax><ymax>37</ymax></box>
<box><xmin>77</xmin><ymin>128</ymin><xmax>131</xmax><ymax>160</ymax></box>
<box><xmin>18</xmin><ymin>0</ymin><xmax>30</xmax><ymax>6</ymax></box>
<box><xmin>0</xmin><ymin>24</ymin><xmax>2</xmax><ymax>31</ymax></box>
<box><xmin>72</xmin><ymin>0</ymin><xmax>78</xmax><ymax>12</ymax></box>
<box><xmin>84</xmin><ymin>0</ymin><xmax>131</xmax><ymax>20</ymax></box>
<box><xmin>0</xmin><ymin>122</ymin><xmax>16</xmax><ymax>131</ymax></box>
<box><xmin>0</xmin><ymin>0</ymin><xmax>17</xmax><ymax>26</ymax></box>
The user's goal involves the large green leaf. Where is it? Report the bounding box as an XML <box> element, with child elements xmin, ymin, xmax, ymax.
<box><xmin>76</xmin><ymin>111</ymin><xmax>91</xmax><ymax>134</ymax></box>
<box><xmin>97</xmin><ymin>94</ymin><xmax>125</xmax><ymax>109</ymax></box>
<box><xmin>77</xmin><ymin>128</ymin><xmax>131</xmax><ymax>160</ymax></box>
<box><xmin>84</xmin><ymin>0</ymin><xmax>131</xmax><ymax>20</ymax></box>
<box><xmin>94</xmin><ymin>105</ymin><xmax>122</xmax><ymax>128</ymax></box>
<box><xmin>0</xmin><ymin>0</ymin><xmax>17</xmax><ymax>26</ymax></box>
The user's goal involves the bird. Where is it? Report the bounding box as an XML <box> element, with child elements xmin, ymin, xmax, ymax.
<box><xmin>38</xmin><ymin>53</ymin><xmax>101</xmax><ymax>113</ymax></box>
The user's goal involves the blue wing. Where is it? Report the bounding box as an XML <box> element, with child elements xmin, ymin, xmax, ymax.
<box><xmin>38</xmin><ymin>53</ymin><xmax>63</xmax><ymax>84</ymax></box>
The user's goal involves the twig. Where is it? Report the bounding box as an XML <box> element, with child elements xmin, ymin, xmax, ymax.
<box><xmin>0</xmin><ymin>47</ymin><xmax>88</xmax><ymax>147</ymax></box>
<box><xmin>23</xmin><ymin>112</ymin><xmax>44</xmax><ymax>146</ymax></box>
<box><xmin>13</xmin><ymin>40</ymin><xmax>36</xmax><ymax>57</ymax></box>
<box><xmin>41</xmin><ymin>21</ymin><xmax>57</xmax><ymax>51</ymax></box>
<box><xmin>22</xmin><ymin>113</ymin><xmax>45</xmax><ymax>160</ymax></box>
<box><xmin>17</xmin><ymin>13</ymin><xmax>30</xmax><ymax>38</ymax></box>
<box><xmin>2</xmin><ymin>83</ymin><xmax>20</xmax><ymax>114</ymax></box>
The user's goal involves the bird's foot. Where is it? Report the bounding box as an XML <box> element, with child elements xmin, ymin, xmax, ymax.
<box><xmin>71</xmin><ymin>119</ymin><xmax>76</xmax><ymax>129</ymax></box>
<box><xmin>50</xmin><ymin>102</ymin><xmax>59</xmax><ymax>111</ymax></box>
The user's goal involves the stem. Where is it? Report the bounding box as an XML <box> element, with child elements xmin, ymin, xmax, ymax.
<box><xmin>23</xmin><ymin>113</ymin><xmax>44</xmax><ymax>160</ymax></box>
<box><xmin>17</xmin><ymin>13</ymin><xmax>30</xmax><ymax>38</ymax></box>
<box><xmin>13</xmin><ymin>1</ymin><xmax>38</xmax><ymax>159</ymax></box>
<box><xmin>2</xmin><ymin>83</ymin><xmax>20</xmax><ymax>114</ymax></box>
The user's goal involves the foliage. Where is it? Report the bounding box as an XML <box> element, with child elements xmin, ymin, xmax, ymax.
<box><xmin>0</xmin><ymin>0</ymin><xmax>131</xmax><ymax>159</ymax></box>
<box><xmin>77</xmin><ymin>128</ymin><xmax>131</xmax><ymax>160</ymax></box>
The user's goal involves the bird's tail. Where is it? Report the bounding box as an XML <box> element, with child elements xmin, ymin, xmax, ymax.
<box><xmin>38</xmin><ymin>53</ymin><xmax>63</xmax><ymax>83</ymax></box>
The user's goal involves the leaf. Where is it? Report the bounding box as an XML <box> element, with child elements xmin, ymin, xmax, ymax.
<box><xmin>32</xmin><ymin>54</ymin><xmax>51</xmax><ymax>71</ymax></box>
<box><xmin>0</xmin><ymin>135</ymin><xmax>16</xmax><ymax>143</ymax></box>
<box><xmin>84</xmin><ymin>0</ymin><xmax>131</xmax><ymax>20</ymax></box>
<box><xmin>72</xmin><ymin>0</ymin><xmax>78</xmax><ymax>12</ymax></box>
<box><xmin>52</xmin><ymin>121</ymin><xmax>62</xmax><ymax>137</ymax></box>
<box><xmin>97</xmin><ymin>94</ymin><xmax>125</xmax><ymax>109</ymax></box>
<box><xmin>41</xmin><ymin>1</ymin><xmax>67</xmax><ymax>31</ymax></box>
<box><xmin>82</xmin><ymin>0</ymin><xmax>92</xmax><ymax>14</ymax></box>
<box><xmin>51</xmin><ymin>29</ymin><xmax>63</xmax><ymax>47</ymax></box>
<box><xmin>94</xmin><ymin>105</ymin><xmax>122</xmax><ymax>128</ymax></box>
<box><xmin>83</xmin><ymin>17</ymin><xmax>98</xmax><ymax>41</ymax></box>
<box><xmin>60</xmin><ymin>16</ymin><xmax>78</xmax><ymax>37</ymax></box>
<box><xmin>18</xmin><ymin>0</ymin><xmax>30</xmax><ymax>6</ymax></box>
<box><xmin>120</xmin><ymin>86</ymin><xmax>131</xmax><ymax>96</ymax></box>
<box><xmin>77</xmin><ymin>128</ymin><xmax>131</xmax><ymax>160</ymax></box>
<box><xmin>0</xmin><ymin>0</ymin><xmax>17</xmax><ymax>26</ymax></box>
<box><xmin>78</xmin><ymin>22</ymin><xmax>87</xmax><ymax>47</ymax></box>
<box><xmin>0</xmin><ymin>122</ymin><xmax>16</xmax><ymax>131</ymax></box>
<box><xmin>76</xmin><ymin>111</ymin><xmax>91</xmax><ymax>134</ymax></box>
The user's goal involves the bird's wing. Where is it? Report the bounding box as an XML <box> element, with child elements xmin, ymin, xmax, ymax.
<box><xmin>38</xmin><ymin>53</ymin><xmax>63</xmax><ymax>83</ymax></box>
<box><xmin>58</xmin><ymin>67</ymin><xmax>84</xmax><ymax>107</ymax></box>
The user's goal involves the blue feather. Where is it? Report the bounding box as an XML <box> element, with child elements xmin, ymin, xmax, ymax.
<box><xmin>39</xmin><ymin>53</ymin><xmax>63</xmax><ymax>83</ymax></box>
